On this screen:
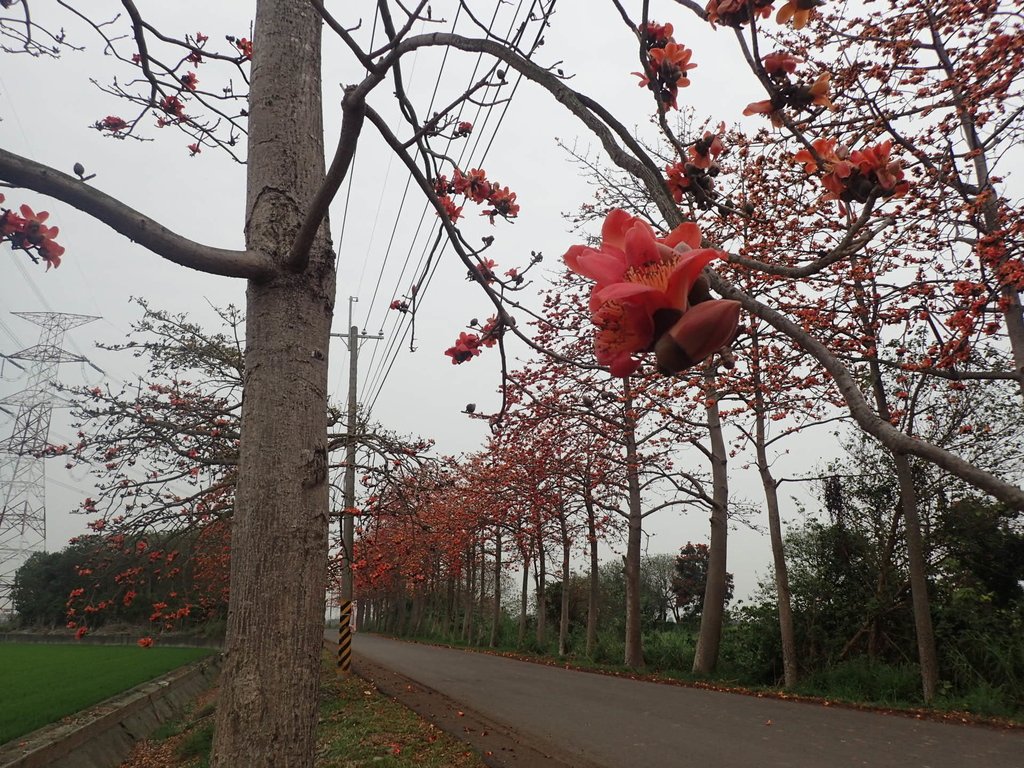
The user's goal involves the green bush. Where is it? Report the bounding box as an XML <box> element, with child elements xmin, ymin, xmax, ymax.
<box><xmin>797</xmin><ymin>658</ymin><xmax>922</xmax><ymax>705</ymax></box>
<box><xmin>641</xmin><ymin>628</ymin><xmax>694</xmax><ymax>671</ymax></box>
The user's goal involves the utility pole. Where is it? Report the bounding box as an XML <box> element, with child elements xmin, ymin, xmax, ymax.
<box><xmin>0</xmin><ymin>311</ymin><xmax>98</xmax><ymax>619</ymax></box>
<box><xmin>331</xmin><ymin>297</ymin><xmax>382</xmax><ymax>673</ymax></box>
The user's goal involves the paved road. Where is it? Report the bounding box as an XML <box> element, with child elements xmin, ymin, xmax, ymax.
<box><xmin>349</xmin><ymin>633</ymin><xmax>1024</xmax><ymax>768</ymax></box>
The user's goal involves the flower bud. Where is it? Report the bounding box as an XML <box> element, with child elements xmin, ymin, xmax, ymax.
<box><xmin>653</xmin><ymin>299</ymin><xmax>741</xmax><ymax>374</ymax></box>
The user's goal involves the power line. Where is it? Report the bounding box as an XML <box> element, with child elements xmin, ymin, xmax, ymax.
<box><xmin>359</xmin><ymin>1</ymin><xmax>520</xmax><ymax>399</ymax></box>
<box><xmin>361</xmin><ymin>1</ymin><xmax>547</xmax><ymax>412</ymax></box>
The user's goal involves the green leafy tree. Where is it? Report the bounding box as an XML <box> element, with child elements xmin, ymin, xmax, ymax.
<box><xmin>671</xmin><ymin>543</ymin><xmax>734</xmax><ymax>621</ymax></box>
<box><xmin>11</xmin><ymin>543</ymin><xmax>91</xmax><ymax>627</ymax></box>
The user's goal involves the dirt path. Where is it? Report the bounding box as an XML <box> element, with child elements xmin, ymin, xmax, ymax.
<box><xmin>350</xmin><ymin>633</ymin><xmax>1024</xmax><ymax>768</ymax></box>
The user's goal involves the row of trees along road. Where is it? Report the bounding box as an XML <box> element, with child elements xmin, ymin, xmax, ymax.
<box><xmin>2</xmin><ymin>1</ymin><xmax>1023</xmax><ymax>765</ymax></box>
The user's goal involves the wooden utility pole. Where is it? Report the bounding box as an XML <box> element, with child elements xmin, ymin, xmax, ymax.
<box><xmin>333</xmin><ymin>296</ymin><xmax>382</xmax><ymax>673</ymax></box>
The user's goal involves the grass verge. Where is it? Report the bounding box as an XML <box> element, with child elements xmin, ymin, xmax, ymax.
<box><xmin>0</xmin><ymin>643</ymin><xmax>215</xmax><ymax>745</ymax></box>
<box><xmin>120</xmin><ymin>652</ymin><xmax>487</xmax><ymax>768</ymax></box>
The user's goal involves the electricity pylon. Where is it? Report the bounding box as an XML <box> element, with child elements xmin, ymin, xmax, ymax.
<box><xmin>0</xmin><ymin>311</ymin><xmax>98</xmax><ymax>619</ymax></box>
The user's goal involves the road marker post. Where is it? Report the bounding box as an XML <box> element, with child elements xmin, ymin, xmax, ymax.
<box><xmin>338</xmin><ymin>599</ymin><xmax>353</xmax><ymax>675</ymax></box>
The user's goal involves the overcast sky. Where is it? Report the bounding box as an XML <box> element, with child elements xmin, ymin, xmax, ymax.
<box><xmin>0</xmin><ymin>1</ymin><xmax>843</xmax><ymax>599</ymax></box>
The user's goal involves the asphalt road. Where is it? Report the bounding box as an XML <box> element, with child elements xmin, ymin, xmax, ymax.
<box><xmin>349</xmin><ymin>633</ymin><xmax>1024</xmax><ymax>768</ymax></box>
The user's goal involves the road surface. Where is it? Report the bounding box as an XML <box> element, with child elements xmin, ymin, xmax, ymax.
<box><xmin>347</xmin><ymin>633</ymin><xmax>1024</xmax><ymax>768</ymax></box>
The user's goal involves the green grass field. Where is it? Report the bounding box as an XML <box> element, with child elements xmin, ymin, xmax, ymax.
<box><xmin>0</xmin><ymin>643</ymin><xmax>215</xmax><ymax>745</ymax></box>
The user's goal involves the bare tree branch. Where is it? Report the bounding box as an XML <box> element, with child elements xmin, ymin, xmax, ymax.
<box><xmin>0</xmin><ymin>147</ymin><xmax>274</xmax><ymax>279</ymax></box>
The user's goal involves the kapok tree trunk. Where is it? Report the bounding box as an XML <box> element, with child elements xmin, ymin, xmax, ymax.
<box><xmin>893</xmin><ymin>451</ymin><xmax>939</xmax><ymax>703</ymax></box>
<box><xmin>462</xmin><ymin>545</ymin><xmax>475</xmax><ymax>643</ymax></box>
<box><xmin>558</xmin><ymin>508</ymin><xmax>571</xmax><ymax>657</ymax></box>
<box><xmin>519</xmin><ymin>551</ymin><xmax>530</xmax><ymax>647</ymax></box>
<box><xmin>212</xmin><ymin>2</ymin><xmax>335</xmax><ymax>765</ymax></box>
<box><xmin>535</xmin><ymin>539</ymin><xmax>547</xmax><ymax>648</ymax></box>
<box><xmin>490</xmin><ymin>529</ymin><xmax>502</xmax><ymax>647</ymax></box>
<box><xmin>693</xmin><ymin>374</ymin><xmax>729</xmax><ymax>676</ymax></box>
<box><xmin>622</xmin><ymin>379</ymin><xmax>645</xmax><ymax>669</ymax></box>
<box><xmin>749</xmin><ymin>328</ymin><xmax>799</xmax><ymax>688</ymax></box>
<box><xmin>585</xmin><ymin>494</ymin><xmax>600</xmax><ymax>658</ymax></box>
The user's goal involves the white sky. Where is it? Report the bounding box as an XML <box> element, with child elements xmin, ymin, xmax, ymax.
<box><xmin>0</xmin><ymin>1</ymin><xmax>843</xmax><ymax>600</ymax></box>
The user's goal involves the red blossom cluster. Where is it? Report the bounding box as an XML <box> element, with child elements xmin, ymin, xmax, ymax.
<box><xmin>444</xmin><ymin>331</ymin><xmax>483</xmax><ymax>364</ymax></box>
<box><xmin>159</xmin><ymin>94</ymin><xmax>186</xmax><ymax>121</ymax></box>
<box><xmin>468</xmin><ymin>257</ymin><xmax>497</xmax><ymax>284</ymax></box>
<box><xmin>185</xmin><ymin>32</ymin><xmax>208</xmax><ymax>66</ymax></box>
<box><xmin>229</xmin><ymin>35</ymin><xmax>253</xmax><ymax>60</ymax></box>
<box><xmin>977</xmin><ymin>226</ymin><xmax>1024</xmax><ymax>290</ymax></box>
<box><xmin>743</xmin><ymin>51</ymin><xmax>833</xmax><ymax>127</ymax></box>
<box><xmin>94</xmin><ymin>115</ymin><xmax>129</xmax><ymax>133</ymax></box>
<box><xmin>0</xmin><ymin>196</ymin><xmax>65</xmax><ymax>269</ymax></box>
<box><xmin>433</xmin><ymin>167</ymin><xmax>520</xmax><ymax>224</ymax></box>
<box><xmin>665</xmin><ymin>126</ymin><xmax>726</xmax><ymax>209</ymax></box>
<box><xmin>443</xmin><ymin>315</ymin><xmax>504</xmax><ymax>365</ymax></box>
<box><xmin>705</xmin><ymin>0</ymin><xmax>819</xmax><ymax>29</ymax></box>
<box><xmin>793</xmin><ymin>138</ymin><xmax>910</xmax><ymax>211</ymax></box>
<box><xmin>705</xmin><ymin>0</ymin><xmax>774</xmax><ymax>29</ymax></box>
<box><xmin>634</xmin><ymin>21</ymin><xmax>696</xmax><ymax>110</ymax></box>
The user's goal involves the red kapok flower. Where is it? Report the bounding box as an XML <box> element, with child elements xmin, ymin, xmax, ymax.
<box><xmin>665</xmin><ymin>162</ymin><xmax>692</xmax><ymax>202</ymax></box>
<box><xmin>635</xmin><ymin>42</ymin><xmax>697</xmax><ymax>110</ymax></box>
<box><xmin>180</xmin><ymin>72</ymin><xmax>199</xmax><ymax>91</ymax></box>
<box><xmin>438</xmin><ymin>195</ymin><xmax>462</xmax><ymax>223</ymax></box>
<box><xmin>792</xmin><ymin>137</ymin><xmax>841</xmax><ymax>174</ymax></box>
<box><xmin>776</xmin><ymin>0</ymin><xmax>820</xmax><ymax>29</ymax></box>
<box><xmin>234</xmin><ymin>37</ymin><xmax>253</xmax><ymax>60</ymax></box>
<box><xmin>688</xmin><ymin>129</ymin><xmax>725</xmax><ymax>170</ymax></box>
<box><xmin>137</xmin><ymin>636</ymin><xmax>154</xmax><ymax>648</ymax></box>
<box><xmin>564</xmin><ymin>209</ymin><xmax>739</xmax><ymax>376</ymax></box>
<box><xmin>159</xmin><ymin>95</ymin><xmax>186</xmax><ymax>119</ymax></box>
<box><xmin>444</xmin><ymin>332</ymin><xmax>482</xmax><ymax>364</ymax></box>
<box><xmin>453</xmin><ymin>168</ymin><xmax>490</xmax><ymax>203</ymax></box>
<box><xmin>762</xmin><ymin>52</ymin><xmax>802</xmax><ymax>77</ymax></box>
<box><xmin>641</xmin><ymin>21</ymin><xmax>675</xmax><ymax>50</ymax></box>
<box><xmin>6</xmin><ymin>205</ymin><xmax>64</xmax><ymax>269</ymax></box>
<box><xmin>482</xmin><ymin>185</ymin><xmax>519</xmax><ymax>223</ymax></box>
<box><xmin>469</xmin><ymin>258</ymin><xmax>497</xmax><ymax>283</ymax></box>
<box><xmin>95</xmin><ymin>115</ymin><xmax>129</xmax><ymax>132</ymax></box>
<box><xmin>742</xmin><ymin>97</ymin><xmax>785</xmax><ymax>127</ymax></box>
<box><xmin>706</xmin><ymin>0</ymin><xmax>774</xmax><ymax>29</ymax></box>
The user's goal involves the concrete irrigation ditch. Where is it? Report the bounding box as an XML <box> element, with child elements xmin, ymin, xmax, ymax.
<box><xmin>0</xmin><ymin>652</ymin><xmax>220</xmax><ymax>768</ymax></box>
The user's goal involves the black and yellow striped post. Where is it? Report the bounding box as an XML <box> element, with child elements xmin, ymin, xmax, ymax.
<box><xmin>337</xmin><ymin>599</ymin><xmax>353</xmax><ymax>675</ymax></box>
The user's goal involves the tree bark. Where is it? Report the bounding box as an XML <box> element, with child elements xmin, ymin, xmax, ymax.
<box><xmin>585</xmin><ymin>494</ymin><xmax>600</xmax><ymax>658</ymax></box>
<box><xmin>462</xmin><ymin>545</ymin><xmax>474</xmax><ymax>643</ymax></box>
<box><xmin>535</xmin><ymin>538</ymin><xmax>547</xmax><ymax>648</ymax></box>
<box><xmin>490</xmin><ymin>529</ymin><xmax>502</xmax><ymax>647</ymax></box>
<box><xmin>212</xmin><ymin>2</ymin><xmax>335</xmax><ymax>766</ymax></box>
<box><xmin>622</xmin><ymin>379</ymin><xmax>645</xmax><ymax>669</ymax></box>
<box><xmin>893</xmin><ymin>452</ymin><xmax>940</xmax><ymax>703</ymax></box>
<box><xmin>558</xmin><ymin>507</ymin><xmax>571</xmax><ymax>657</ymax></box>
<box><xmin>693</xmin><ymin>375</ymin><xmax>729</xmax><ymax>676</ymax></box>
<box><xmin>519</xmin><ymin>552</ymin><xmax>530</xmax><ymax>647</ymax></box>
<box><xmin>749</xmin><ymin>329</ymin><xmax>799</xmax><ymax>688</ymax></box>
